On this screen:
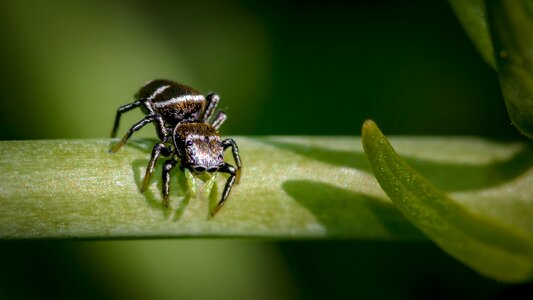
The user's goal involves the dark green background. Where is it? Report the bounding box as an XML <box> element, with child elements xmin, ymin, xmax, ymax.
<box><xmin>0</xmin><ymin>0</ymin><xmax>529</xmax><ymax>299</ymax></box>
<box><xmin>0</xmin><ymin>0</ymin><xmax>520</xmax><ymax>139</ymax></box>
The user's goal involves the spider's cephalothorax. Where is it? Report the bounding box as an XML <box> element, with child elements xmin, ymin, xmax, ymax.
<box><xmin>109</xmin><ymin>79</ymin><xmax>226</xmax><ymax>153</ymax></box>
<box><xmin>173</xmin><ymin>122</ymin><xmax>225</xmax><ymax>172</ymax></box>
<box><xmin>141</xmin><ymin>121</ymin><xmax>242</xmax><ymax>217</ymax></box>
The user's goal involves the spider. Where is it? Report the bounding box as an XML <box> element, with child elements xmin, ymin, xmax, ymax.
<box><xmin>110</xmin><ymin>79</ymin><xmax>241</xmax><ymax>216</ymax></box>
<box><xmin>110</xmin><ymin>79</ymin><xmax>225</xmax><ymax>153</ymax></box>
<box><xmin>142</xmin><ymin>121</ymin><xmax>242</xmax><ymax>216</ymax></box>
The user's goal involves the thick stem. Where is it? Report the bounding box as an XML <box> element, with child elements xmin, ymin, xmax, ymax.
<box><xmin>0</xmin><ymin>137</ymin><xmax>531</xmax><ymax>240</ymax></box>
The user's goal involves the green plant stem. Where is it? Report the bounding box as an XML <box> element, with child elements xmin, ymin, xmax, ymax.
<box><xmin>0</xmin><ymin>137</ymin><xmax>532</xmax><ymax>240</ymax></box>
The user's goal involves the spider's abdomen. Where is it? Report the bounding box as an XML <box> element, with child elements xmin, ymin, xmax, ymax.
<box><xmin>137</xmin><ymin>79</ymin><xmax>206</xmax><ymax>124</ymax></box>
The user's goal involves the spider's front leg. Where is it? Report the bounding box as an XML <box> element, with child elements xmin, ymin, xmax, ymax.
<box><xmin>161</xmin><ymin>159</ymin><xmax>178</xmax><ymax>208</ymax></box>
<box><xmin>211</xmin><ymin>163</ymin><xmax>238</xmax><ymax>217</ymax></box>
<box><xmin>222</xmin><ymin>138</ymin><xmax>242</xmax><ymax>182</ymax></box>
<box><xmin>141</xmin><ymin>142</ymin><xmax>173</xmax><ymax>192</ymax></box>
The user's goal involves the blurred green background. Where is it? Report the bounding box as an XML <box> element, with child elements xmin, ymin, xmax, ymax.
<box><xmin>1</xmin><ymin>0</ymin><xmax>530</xmax><ymax>299</ymax></box>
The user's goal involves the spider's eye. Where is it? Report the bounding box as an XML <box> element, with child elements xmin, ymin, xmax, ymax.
<box><xmin>185</xmin><ymin>140</ymin><xmax>193</xmax><ymax>147</ymax></box>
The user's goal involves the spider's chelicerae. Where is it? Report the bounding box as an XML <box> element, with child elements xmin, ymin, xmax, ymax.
<box><xmin>110</xmin><ymin>79</ymin><xmax>241</xmax><ymax>216</ymax></box>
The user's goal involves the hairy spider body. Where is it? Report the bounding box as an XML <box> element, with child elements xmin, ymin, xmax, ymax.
<box><xmin>109</xmin><ymin>79</ymin><xmax>240</xmax><ymax>216</ymax></box>
<box><xmin>136</xmin><ymin>79</ymin><xmax>206</xmax><ymax>125</ymax></box>
<box><xmin>110</xmin><ymin>79</ymin><xmax>224</xmax><ymax>153</ymax></box>
<box><xmin>142</xmin><ymin>121</ymin><xmax>241</xmax><ymax>216</ymax></box>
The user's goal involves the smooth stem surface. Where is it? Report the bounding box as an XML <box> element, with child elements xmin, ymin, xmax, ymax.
<box><xmin>1</xmin><ymin>137</ymin><xmax>532</xmax><ymax>240</ymax></box>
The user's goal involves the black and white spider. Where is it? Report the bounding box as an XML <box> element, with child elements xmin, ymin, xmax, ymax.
<box><xmin>110</xmin><ymin>79</ymin><xmax>225</xmax><ymax>153</ymax></box>
<box><xmin>110</xmin><ymin>80</ymin><xmax>241</xmax><ymax>216</ymax></box>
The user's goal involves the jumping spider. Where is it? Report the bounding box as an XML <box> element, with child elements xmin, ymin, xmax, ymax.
<box><xmin>110</xmin><ymin>79</ymin><xmax>225</xmax><ymax>153</ymax></box>
<box><xmin>110</xmin><ymin>80</ymin><xmax>241</xmax><ymax>216</ymax></box>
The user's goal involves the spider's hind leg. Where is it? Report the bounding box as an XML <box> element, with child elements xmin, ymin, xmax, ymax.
<box><xmin>211</xmin><ymin>111</ymin><xmax>227</xmax><ymax>130</ymax></box>
<box><xmin>202</xmin><ymin>93</ymin><xmax>220</xmax><ymax>123</ymax></box>
<box><xmin>111</xmin><ymin>99</ymin><xmax>146</xmax><ymax>138</ymax></box>
<box><xmin>110</xmin><ymin>114</ymin><xmax>166</xmax><ymax>153</ymax></box>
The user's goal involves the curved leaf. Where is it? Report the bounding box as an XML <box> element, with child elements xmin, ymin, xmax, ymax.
<box><xmin>448</xmin><ymin>0</ymin><xmax>496</xmax><ymax>69</ymax></box>
<box><xmin>362</xmin><ymin>119</ymin><xmax>533</xmax><ymax>282</ymax></box>
<box><xmin>487</xmin><ymin>0</ymin><xmax>533</xmax><ymax>138</ymax></box>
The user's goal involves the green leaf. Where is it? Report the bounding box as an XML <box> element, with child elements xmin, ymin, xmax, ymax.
<box><xmin>362</xmin><ymin>119</ymin><xmax>533</xmax><ymax>282</ymax></box>
<box><xmin>487</xmin><ymin>0</ymin><xmax>533</xmax><ymax>139</ymax></box>
<box><xmin>448</xmin><ymin>0</ymin><xmax>497</xmax><ymax>69</ymax></box>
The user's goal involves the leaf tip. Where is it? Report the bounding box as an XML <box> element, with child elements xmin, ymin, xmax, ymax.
<box><xmin>361</xmin><ymin>119</ymin><xmax>381</xmax><ymax>141</ymax></box>
<box><xmin>361</xmin><ymin>119</ymin><xmax>386</xmax><ymax>153</ymax></box>
<box><xmin>362</xmin><ymin>119</ymin><xmax>377</xmax><ymax>132</ymax></box>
